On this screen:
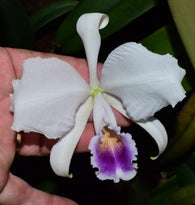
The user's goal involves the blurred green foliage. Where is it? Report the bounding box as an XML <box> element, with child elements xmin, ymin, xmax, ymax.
<box><xmin>0</xmin><ymin>0</ymin><xmax>33</xmax><ymax>48</ymax></box>
<box><xmin>30</xmin><ymin>0</ymin><xmax>79</xmax><ymax>32</ymax></box>
<box><xmin>54</xmin><ymin>0</ymin><xmax>158</xmax><ymax>53</ymax></box>
<box><xmin>150</xmin><ymin>153</ymin><xmax>195</xmax><ymax>205</ymax></box>
<box><xmin>168</xmin><ymin>0</ymin><xmax>195</xmax><ymax>70</ymax></box>
<box><xmin>1</xmin><ymin>0</ymin><xmax>194</xmax><ymax>204</ymax></box>
<box><xmin>157</xmin><ymin>92</ymin><xmax>195</xmax><ymax>165</ymax></box>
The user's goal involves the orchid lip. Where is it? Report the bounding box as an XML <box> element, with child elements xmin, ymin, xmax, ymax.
<box><xmin>89</xmin><ymin>125</ymin><xmax>138</xmax><ymax>183</ymax></box>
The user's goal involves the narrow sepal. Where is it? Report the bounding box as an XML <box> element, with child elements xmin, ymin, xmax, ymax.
<box><xmin>76</xmin><ymin>13</ymin><xmax>109</xmax><ymax>87</ymax></box>
<box><xmin>93</xmin><ymin>93</ymin><xmax>117</xmax><ymax>134</ymax></box>
<box><xmin>137</xmin><ymin>117</ymin><xmax>168</xmax><ymax>159</ymax></box>
<box><xmin>50</xmin><ymin>97</ymin><xmax>93</xmax><ymax>176</ymax></box>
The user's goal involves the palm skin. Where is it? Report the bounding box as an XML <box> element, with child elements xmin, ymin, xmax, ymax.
<box><xmin>0</xmin><ymin>47</ymin><xmax>131</xmax><ymax>205</ymax></box>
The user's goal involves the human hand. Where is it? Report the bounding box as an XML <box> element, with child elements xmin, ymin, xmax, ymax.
<box><xmin>0</xmin><ymin>47</ymin><xmax>132</xmax><ymax>205</ymax></box>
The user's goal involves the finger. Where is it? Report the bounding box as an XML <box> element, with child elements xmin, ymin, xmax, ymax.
<box><xmin>6</xmin><ymin>47</ymin><xmax>104</xmax><ymax>85</ymax></box>
<box><xmin>0</xmin><ymin>98</ymin><xmax>15</xmax><ymax>192</ymax></box>
<box><xmin>0</xmin><ymin>173</ymin><xmax>78</xmax><ymax>205</ymax></box>
<box><xmin>5</xmin><ymin>47</ymin><xmax>90</xmax><ymax>83</ymax></box>
<box><xmin>17</xmin><ymin>123</ymin><xmax>95</xmax><ymax>156</ymax></box>
<box><xmin>0</xmin><ymin>48</ymin><xmax>16</xmax><ymax>100</ymax></box>
<box><xmin>17</xmin><ymin>132</ymin><xmax>58</xmax><ymax>156</ymax></box>
<box><xmin>0</xmin><ymin>48</ymin><xmax>17</xmax><ymax>192</ymax></box>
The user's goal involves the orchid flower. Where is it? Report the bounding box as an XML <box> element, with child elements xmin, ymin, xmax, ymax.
<box><xmin>10</xmin><ymin>13</ymin><xmax>186</xmax><ymax>183</ymax></box>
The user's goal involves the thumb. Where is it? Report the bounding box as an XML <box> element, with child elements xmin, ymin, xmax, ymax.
<box><xmin>0</xmin><ymin>173</ymin><xmax>78</xmax><ymax>205</ymax></box>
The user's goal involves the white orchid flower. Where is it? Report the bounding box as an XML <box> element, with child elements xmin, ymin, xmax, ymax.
<box><xmin>10</xmin><ymin>13</ymin><xmax>186</xmax><ymax>183</ymax></box>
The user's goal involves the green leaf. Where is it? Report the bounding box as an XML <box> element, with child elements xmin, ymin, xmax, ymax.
<box><xmin>176</xmin><ymin>164</ymin><xmax>195</xmax><ymax>186</ymax></box>
<box><xmin>123</xmin><ymin>179</ymin><xmax>150</xmax><ymax>205</ymax></box>
<box><xmin>157</xmin><ymin>92</ymin><xmax>195</xmax><ymax>164</ymax></box>
<box><xmin>141</xmin><ymin>26</ymin><xmax>175</xmax><ymax>55</ymax></box>
<box><xmin>151</xmin><ymin>153</ymin><xmax>195</xmax><ymax>205</ymax></box>
<box><xmin>0</xmin><ymin>0</ymin><xmax>33</xmax><ymax>48</ymax></box>
<box><xmin>141</xmin><ymin>25</ymin><xmax>195</xmax><ymax>91</ymax></box>
<box><xmin>150</xmin><ymin>176</ymin><xmax>180</xmax><ymax>205</ymax></box>
<box><xmin>55</xmin><ymin>0</ymin><xmax>121</xmax><ymax>50</ymax></box>
<box><xmin>100</xmin><ymin>0</ymin><xmax>158</xmax><ymax>39</ymax></box>
<box><xmin>168</xmin><ymin>0</ymin><xmax>195</xmax><ymax>70</ymax></box>
<box><xmin>160</xmin><ymin>183</ymin><xmax>195</xmax><ymax>205</ymax></box>
<box><xmin>187</xmin><ymin>152</ymin><xmax>195</xmax><ymax>171</ymax></box>
<box><xmin>55</xmin><ymin>0</ymin><xmax>158</xmax><ymax>54</ymax></box>
<box><xmin>30</xmin><ymin>0</ymin><xmax>79</xmax><ymax>32</ymax></box>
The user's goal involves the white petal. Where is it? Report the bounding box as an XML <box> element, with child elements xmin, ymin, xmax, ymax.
<box><xmin>11</xmin><ymin>57</ymin><xmax>90</xmax><ymax>139</ymax></box>
<box><xmin>76</xmin><ymin>13</ymin><xmax>109</xmax><ymax>87</ymax></box>
<box><xmin>101</xmin><ymin>42</ymin><xmax>186</xmax><ymax>120</ymax></box>
<box><xmin>136</xmin><ymin>117</ymin><xmax>168</xmax><ymax>158</ymax></box>
<box><xmin>93</xmin><ymin>93</ymin><xmax>117</xmax><ymax>134</ymax></box>
<box><xmin>50</xmin><ymin>97</ymin><xmax>93</xmax><ymax>177</ymax></box>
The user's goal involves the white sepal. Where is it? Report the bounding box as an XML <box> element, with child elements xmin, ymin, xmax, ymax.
<box><xmin>136</xmin><ymin>117</ymin><xmax>168</xmax><ymax>158</ymax></box>
<box><xmin>101</xmin><ymin>42</ymin><xmax>186</xmax><ymax>121</ymax></box>
<box><xmin>11</xmin><ymin>57</ymin><xmax>90</xmax><ymax>139</ymax></box>
<box><xmin>76</xmin><ymin>13</ymin><xmax>109</xmax><ymax>87</ymax></box>
<box><xmin>50</xmin><ymin>97</ymin><xmax>93</xmax><ymax>177</ymax></box>
<box><xmin>93</xmin><ymin>93</ymin><xmax>117</xmax><ymax>134</ymax></box>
